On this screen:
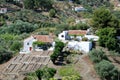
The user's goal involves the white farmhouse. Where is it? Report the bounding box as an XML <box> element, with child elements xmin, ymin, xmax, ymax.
<box><xmin>0</xmin><ymin>8</ymin><xmax>7</xmax><ymax>14</ymax></box>
<box><xmin>58</xmin><ymin>29</ymin><xmax>99</xmax><ymax>53</ymax></box>
<box><xmin>58</xmin><ymin>29</ymin><xmax>99</xmax><ymax>41</ymax></box>
<box><xmin>20</xmin><ymin>35</ymin><xmax>54</xmax><ymax>54</ymax></box>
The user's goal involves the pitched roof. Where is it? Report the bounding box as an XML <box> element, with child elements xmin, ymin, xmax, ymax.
<box><xmin>68</xmin><ymin>30</ymin><xmax>87</xmax><ymax>35</ymax></box>
<box><xmin>33</xmin><ymin>35</ymin><xmax>53</xmax><ymax>43</ymax></box>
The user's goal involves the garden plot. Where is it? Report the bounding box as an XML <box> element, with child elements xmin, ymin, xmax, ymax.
<box><xmin>2</xmin><ymin>51</ymin><xmax>52</xmax><ymax>76</ymax></box>
<box><xmin>13</xmin><ymin>54</ymin><xmax>25</xmax><ymax>62</ymax></box>
<box><xmin>41</xmin><ymin>51</ymin><xmax>50</xmax><ymax>56</ymax></box>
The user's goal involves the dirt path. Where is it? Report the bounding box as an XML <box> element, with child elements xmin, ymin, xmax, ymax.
<box><xmin>75</xmin><ymin>55</ymin><xmax>100</xmax><ymax>80</ymax></box>
<box><xmin>48</xmin><ymin>54</ymin><xmax>101</xmax><ymax>80</ymax></box>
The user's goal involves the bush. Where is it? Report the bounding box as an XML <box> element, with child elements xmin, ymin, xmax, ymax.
<box><xmin>1</xmin><ymin>20</ymin><xmax>38</xmax><ymax>34</ymax></box>
<box><xmin>23</xmin><ymin>76</ymin><xmax>37</xmax><ymax>80</ymax></box>
<box><xmin>95</xmin><ymin>60</ymin><xmax>120</xmax><ymax>80</ymax></box>
<box><xmin>10</xmin><ymin>41</ymin><xmax>22</xmax><ymax>51</ymax></box>
<box><xmin>89</xmin><ymin>49</ymin><xmax>120</xmax><ymax>80</ymax></box>
<box><xmin>66</xmin><ymin>54</ymin><xmax>75</xmax><ymax>64</ymax></box>
<box><xmin>75</xmin><ymin>23</ymin><xmax>89</xmax><ymax>30</ymax></box>
<box><xmin>97</xmin><ymin>28</ymin><xmax>117</xmax><ymax>50</ymax></box>
<box><xmin>35</xmin><ymin>67</ymin><xmax>56</xmax><ymax>80</ymax></box>
<box><xmin>59</xmin><ymin>66</ymin><xmax>79</xmax><ymax>77</ymax></box>
<box><xmin>82</xmin><ymin>37</ymin><xmax>88</xmax><ymax>41</ymax></box>
<box><xmin>62</xmin><ymin>75</ymin><xmax>81</xmax><ymax>80</ymax></box>
<box><xmin>89</xmin><ymin>49</ymin><xmax>108</xmax><ymax>63</ymax></box>
<box><xmin>49</xmin><ymin>9</ymin><xmax>56</xmax><ymax>17</ymax></box>
<box><xmin>0</xmin><ymin>49</ymin><xmax>13</xmax><ymax>64</ymax></box>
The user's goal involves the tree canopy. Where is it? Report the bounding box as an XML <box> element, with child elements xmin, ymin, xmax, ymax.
<box><xmin>91</xmin><ymin>7</ymin><xmax>119</xmax><ymax>30</ymax></box>
<box><xmin>23</xmin><ymin>0</ymin><xmax>53</xmax><ymax>10</ymax></box>
<box><xmin>35</xmin><ymin>67</ymin><xmax>56</xmax><ymax>80</ymax></box>
<box><xmin>0</xmin><ymin>20</ymin><xmax>38</xmax><ymax>34</ymax></box>
<box><xmin>97</xmin><ymin>28</ymin><xmax>117</xmax><ymax>50</ymax></box>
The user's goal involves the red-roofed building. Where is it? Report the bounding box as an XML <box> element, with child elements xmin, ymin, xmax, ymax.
<box><xmin>58</xmin><ymin>30</ymin><xmax>88</xmax><ymax>41</ymax></box>
<box><xmin>20</xmin><ymin>35</ymin><xmax>55</xmax><ymax>53</ymax></box>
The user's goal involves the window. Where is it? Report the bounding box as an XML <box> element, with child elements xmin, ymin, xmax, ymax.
<box><xmin>61</xmin><ymin>35</ymin><xmax>64</xmax><ymax>37</ymax></box>
<box><xmin>27</xmin><ymin>43</ymin><xmax>29</xmax><ymax>45</ymax></box>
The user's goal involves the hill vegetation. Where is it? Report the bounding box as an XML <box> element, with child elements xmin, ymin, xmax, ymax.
<box><xmin>0</xmin><ymin>0</ymin><xmax>120</xmax><ymax>80</ymax></box>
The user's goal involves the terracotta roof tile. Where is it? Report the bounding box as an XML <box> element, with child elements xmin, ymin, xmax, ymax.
<box><xmin>68</xmin><ymin>30</ymin><xmax>87</xmax><ymax>35</ymax></box>
<box><xmin>33</xmin><ymin>35</ymin><xmax>53</xmax><ymax>43</ymax></box>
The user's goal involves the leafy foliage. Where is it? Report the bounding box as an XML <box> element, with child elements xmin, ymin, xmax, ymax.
<box><xmin>23</xmin><ymin>0</ymin><xmax>34</xmax><ymax>9</ymax></box>
<box><xmin>35</xmin><ymin>67</ymin><xmax>56</xmax><ymax>80</ymax></box>
<box><xmin>49</xmin><ymin>9</ymin><xmax>56</xmax><ymax>17</ymax></box>
<box><xmin>95</xmin><ymin>60</ymin><xmax>120</xmax><ymax>80</ymax></box>
<box><xmin>10</xmin><ymin>41</ymin><xmax>22</xmax><ymax>51</ymax></box>
<box><xmin>89</xmin><ymin>49</ymin><xmax>108</xmax><ymax>63</ymax></box>
<box><xmin>91</xmin><ymin>7</ymin><xmax>119</xmax><ymax>30</ymax></box>
<box><xmin>0</xmin><ymin>15</ymin><xmax>6</xmax><ymax>26</ymax></box>
<box><xmin>33</xmin><ymin>41</ymin><xmax>52</xmax><ymax>50</ymax></box>
<box><xmin>62</xmin><ymin>75</ymin><xmax>81</xmax><ymax>80</ymax></box>
<box><xmin>0</xmin><ymin>20</ymin><xmax>38</xmax><ymax>34</ymax></box>
<box><xmin>74</xmin><ymin>0</ymin><xmax>111</xmax><ymax>8</ymax></box>
<box><xmin>0</xmin><ymin>33</ymin><xmax>23</xmax><ymax>64</ymax></box>
<box><xmin>97</xmin><ymin>28</ymin><xmax>117</xmax><ymax>50</ymax></box>
<box><xmin>59</xmin><ymin>66</ymin><xmax>79</xmax><ymax>76</ymax></box>
<box><xmin>23</xmin><ymin>76</ymin><xmax>37</xmax><ymax>80</ymax></box>
<box><xmin>50</xmin><ymin>41</ymin><xmax>65</xmax><ymax>64</ymax></box>
<box><xmin>0</xmin><ymin>49</ymin><xmax>13</xmax><ymax>64</ymax></box>
<box><xmin>89</xmin><ymin>49</ymin><xmax>120</xmax><ymax>80</ymax></box>
<box><xmin>33</xmin><ymin>41</ymin><xmax>45</xmax><ymax>47</ymax></box>
<box><xmin>24</xmin><ymin>0</ymin><xmax>53</xmax><ymax>10</ymax></box>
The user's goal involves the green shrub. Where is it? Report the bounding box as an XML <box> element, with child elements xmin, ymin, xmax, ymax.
<box><xmin>10</xmin><ymin>41</ymin><xmax>22</xmax><ymax>51</ymax></box>
<box><xmin>62</xmin><ymin>75</ymin><xmax>81</xmax><ymax>80</ymax></box>
<box><xmin>82</xmin><ymin>37</ymin><xmax>88</xmax><ymax>41</ymax></box>
<box><xmin>0</xmin><ymin>49</ymin><xmax>13</xmax><ymax>64</ymax></box>
<box><xmin>59</xmin><ymin>66</ymin><xmax>79</xmax><ymax>77</ymax></box>
<box><xmin>89</xmin><ymin>49</ymin><xmax>108</xmax><ymax>63</ymax></box>
<box><xmin>23</xmin><ymin>76</ymin><xmax>37</xmax><ymax>80</ymax></box>
<box><xmin>49</xmin><ymin>9</ymin><xmax>56</xmax><ymax>17</ymax></box>
<box><xmin>95</xmin><ymin>60</ymin><xmax>120</xmax><ymax>80</ymax></box>
<box><xmin>36</xmin><ymin>67</ymin><xmax>56</xmax><ymax>80</ymax></box>
<box><xmin>50</xmin><ymin>41</ymin><xmax>65</xmax><ymax>64</ymax></box>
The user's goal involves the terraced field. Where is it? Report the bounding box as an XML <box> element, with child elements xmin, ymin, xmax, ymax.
<box><xmin>0</xmin><ymin>51</ymin><xmax>53</xmax><ymax>80</ymax></box>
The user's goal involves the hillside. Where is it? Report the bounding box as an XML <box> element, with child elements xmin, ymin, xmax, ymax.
<box><xmin>0</xmin><ymin>0</ymin><xmax>120</xmax><ymax>80</ymax></box>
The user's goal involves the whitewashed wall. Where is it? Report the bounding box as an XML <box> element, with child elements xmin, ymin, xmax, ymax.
<box><xmin>67</xmin><ymin>41</ymin><xmax>92</xmax><ymax>53</ymax></box>
<box><xmin>58</xmin><ymin>31</ymin><xmax>68</xmax><ymax>40</ymax></box>
<box><xmin>22</xmin><ymin>36</ymin><xmax>36</xmax><ymax>53</ymax></box>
